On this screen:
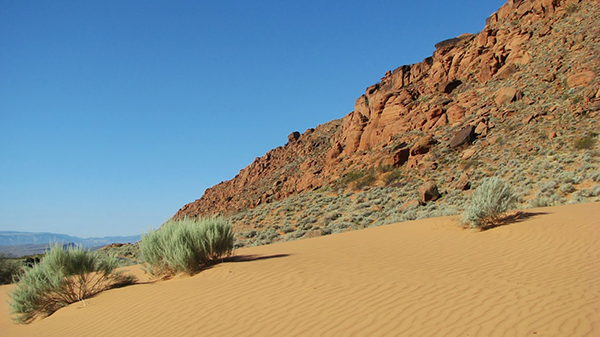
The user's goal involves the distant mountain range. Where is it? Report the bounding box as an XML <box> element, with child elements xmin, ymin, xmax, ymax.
<box><xmin>0</xmin><ymin>231</ymin><xmax>140</xmax><ymax>257</ymax></box>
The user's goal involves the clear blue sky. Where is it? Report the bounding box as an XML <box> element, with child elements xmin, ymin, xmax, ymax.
<box><xmin>0</xmin><ymin>0</ymin><xmax>506</xmax><ymax>238</ymax></box>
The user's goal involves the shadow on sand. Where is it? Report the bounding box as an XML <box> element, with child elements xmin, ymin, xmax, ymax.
<box><xmin>224</xmin><ymin>254</ymin><xmax>290</xmax><ymax>263</ymax></box>
<box><xmin>482</xmin><ymin>211</ymin><xmax>549</xmax><ymax>230</ymax></box>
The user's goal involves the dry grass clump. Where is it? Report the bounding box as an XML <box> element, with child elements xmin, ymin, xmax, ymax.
<box><xmin>8</xmin><ymin>244</ymin><xmax>134</xmax><ymax>324</ymax></box>
<box><xmin>140</xmin><ymin>217</ymin><xmax>234</xmax><ymax>276</ymax></box>
<box><xmin>462</xmin><ymin>177</ymin><xmax>516</xmax><ymax>229</ymax></box>
<box><xmin>573</xmin><ymin>135</ymin><xmax>596</xmax><ymax>150</ymax></box>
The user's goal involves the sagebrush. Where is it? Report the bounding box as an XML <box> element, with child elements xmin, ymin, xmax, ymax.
<box><xmin>462</xmin><ymin>177</ymin><xmax>516</xmax><ymax>229</ymax></box>
<box><xmin>139</xmin><ymin>217</ymin><xmax>234</xmax><ymax>276</ymax></box>
<box><xmin>0</xmin><ymin>253</ymin><xmax>21</xmax><ymax>285</ymax></box>
<box><xmin>8</xmin><ymin>244</ymin><xmax>135</xmax><ymax>324</ymax></box>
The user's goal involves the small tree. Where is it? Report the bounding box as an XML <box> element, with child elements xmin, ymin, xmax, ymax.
<box><xmin>462</xmin><ymin>177</ymin><xmax>516</xmax><ymax>229</ymax></box>
<box><xmin>140</xmin><ymin>217</ymin><xmax>234</xmax><ymax>276</ymax></box>
<box><xmin>8</xmin><ymin>244</ymin><xmax>135</xmax><ymax>324</ymax></box>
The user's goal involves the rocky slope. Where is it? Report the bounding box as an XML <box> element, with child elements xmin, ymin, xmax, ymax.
<box><xmin>174</xmin><ymin>0</ymin><xmax>599</xmax><ymax>245</ymax></box>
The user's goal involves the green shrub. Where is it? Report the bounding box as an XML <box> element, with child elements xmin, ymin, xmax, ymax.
<box><xmin>140</xmin><ymin>217</ymin><xmax>234</xmax><ymax>276</ymax></box>
<box><xmin>384</xmin><ymin>170</ymin><xmax>403</xmax><ymax>186</ymax></box>
<box><xmin>462</xmin><ymin>177</ymin><xmax>516</xmax><ymax>229</ymax></box>
<box><xmin>8</xmin><ymin>244</ymin><xmax>133</xmax><ymax>324</ymax></box>
<box><xmin>353</xmin><ymin>174</ymin><xmax>376</xmax><ymax>190</ymax></box>
<box><xmin>0</xmin><ymin>253</ymin><xmax>22</xmax><ymax>285</ymax></box>
<box><xmin>336</xmin><ymin>170</ymin><xmax>366</xmax><ymax>187</ymax></box>
<box><xmin>560</xmin><ymin>183</ymin><xmax>575</xmax><ymax>194</ymax></box>
<box><xmin>574</xmin><ymin>135</ymin><xmax>596</xmax><ymax>150</ymax></box>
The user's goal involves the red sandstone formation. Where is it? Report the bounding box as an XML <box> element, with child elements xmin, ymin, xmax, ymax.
<box><xmin>175</xmin><ymin>0</ymin><xmax>599</xmax><ymax>220</ymax></box>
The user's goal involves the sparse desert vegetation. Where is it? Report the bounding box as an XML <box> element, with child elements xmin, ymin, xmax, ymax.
<box><xmin>139</xmin><ymin>217</ymin><xmax>234</xmax><ymax>276</ymax></box>
<box><xmin>2</xmin><ymin>0</ymin><xmax>600</xmax><ymax>335</ymax></box>
<box><xmin>461</xmin><ymin>177</ymin><xmax>516</xmax><ymax>229</ymax></box>
<box><xmin>8</xmin><ymin>244</ymin><xmax>135</xmax><ymax>324</ymax></box>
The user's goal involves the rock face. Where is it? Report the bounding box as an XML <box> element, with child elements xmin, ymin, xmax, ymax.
<box><xmin>174</xmin><ymin>0</ymin><xmax>600</xmax><ymax>220</ymax></box>
<box><xmin>175</xmin><ymin>122</ymin><xmax>340</xmax><ymax>218</ymax></box>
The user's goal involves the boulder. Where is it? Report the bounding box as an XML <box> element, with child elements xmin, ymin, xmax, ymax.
<box><xmin>419</xmin><ymin>182</ymin><xmax>441</xmax><ymax>203</ymax></box>
<box><xmin>453</xmin><ymin>174</ymin><xmax>471</xmax><ymax>190</ymax></box>
<box><xmin>410</xmin><ymin>135</ymin><xmax>437</xmax><ymax>156</ymax></box>
<box><xmin>474</xmin><ymin>121</ymin><xmax>488</xmax><ymax>135</ymax></box>
<box><xmin>400</xmin><ymin>199</ymin><xmax>421</xmax><ymax>210</ymax></box>
<box><xmin>461</xmin><ymin>148</ymin><xmax>477</xmax><ymax>160</ymax></box>
<box><xmin>495</xmin><ymin>87</ymin><xmax>523</xmax><ymax>106</ymax></box>
<box><xmin>567</xmin><ymin>70</ymin><xmax>596</xmax><ymax>88</ymax></box>
<box><xmin>495</xmin><ymin>64</ymin><xmax>518</xmax><ymax>80</ymax></box>
<box><xmin>542</xmin><ymin>73</ymin><xmax>556</xmax><ymax>82</ymax></box>
<box><xmin>288</xmin><ymin>131</ymin><xmax>300</xmax><ymax>143</ymax></box>
<box><xmin>449</xmin><ymin>125</ymin><xmax>475</xmax><ymax>148</ymax></box>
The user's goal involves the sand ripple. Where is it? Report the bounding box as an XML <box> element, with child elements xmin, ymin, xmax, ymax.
<box><xmin>1</xmin><ymin>202</ymin><xmax>599</xmax><ymax>336</ymax></box>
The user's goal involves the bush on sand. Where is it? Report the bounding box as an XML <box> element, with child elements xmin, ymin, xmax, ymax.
<box><xmin>8</xmin><ymin>244</ymin><xmax>135</xmax><ymax>324</ymax></box>
<box><xmin>462</xmin><ymin>177</ymin><xmax>516</xmax><ymax>229</ymax></box>
<box><xmin>139</xmin><ymin>217</ymin><xmax>234</xmax><ymax>277</ymax></box>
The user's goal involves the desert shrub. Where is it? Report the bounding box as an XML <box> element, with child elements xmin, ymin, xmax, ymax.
<box><xmin>321</xmin><ymin>227</ymin><xmax>333</xmax><ymax>236</ymax></box>
<box><xmin>291</xmin><ymin>229</ymin><xmax>307</xmax><ymax>239</ymax></box>
<box><xmin>323</xmin><ymin>212</ymin><xmax>342</xmax><ymax>223</ymax></box>
<box><xmin>462</xmin><ymin>177</ymin><xmax>516</xmax><ymax>229</ymax></box>
<box><xmin>281</xmin><ymin>226</ymin><xmax>295</xmax><ymax>233</ymax></box>
<box><xmin>354</xmin><ymin>173</ymin><xmax>376</xmax><ymax>190</ymax></box>
<box><xmin>529</xmin><ymin>192</ymin><xmax>565</xmax><ymax>208</ymax></box>
<box><xmin>539</xmin><ymin>180</ymin><xmax>558</xmax><ymax>193</ymax></box>
<box><xmin>384</xmin><ymin>170</ymin><xmax>404</xmax><ymax>185</ymax></box>
<box><xmin>460</xmin><ymin>158</ymin><xmax>480</xmax><ymax>170</ymax></box>
<box><xmin>574</xmin><ymin>135</ymin><xmax>596</xmax><ymax>150</ymax></box>
<box><xmin>8</xmin><ymin>244</ymin><xmax>133</xmax><ymax>324</ymax></box>
<box><xmin>335</xmin><ymin>170</ymin><xmax>365</xmax><ymax>187</ymax></box>
<box><xmin>559</xmin><ymin>183</ymin><xmax>575</xmax><ymax>194</ymax></box>
<box><xmin>0</xmin><ymin>253</ymin><xmax>22</xmax><ymax>285</ymax></box>
<box><xmin>585</xmin><ymin>185</ymin><xmax>600</xmax><ymax>197</ymax></box>
<box><xmin>336</xmin><ymin>169</ymin><xmax>375</xmax><ymax>190</ymax></box>
<box><xmin>242</xmin><ymin>229</ymin><xmax>258</xmax><ymax>238</ymax></box>
<box><xmin>257</xmin><ymin>228</ymin><xmax>279</xmax><ymax>243</ymax></box>
<box><xmin>140</xmin><ymin>217</ymin><xmax>234</xmax><ymax>276</ymax></box>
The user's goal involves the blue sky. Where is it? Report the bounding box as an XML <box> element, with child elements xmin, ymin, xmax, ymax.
<box><xmin>0</xmin><ymin>0</ymin><xmax>506</xmax><ymax>238</ymax></box>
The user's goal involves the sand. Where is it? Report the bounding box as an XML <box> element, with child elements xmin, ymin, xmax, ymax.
<box><xmin>1</xmin><ymin>202</ymin><xmax>599</xmax><ymax>336</ymax></box>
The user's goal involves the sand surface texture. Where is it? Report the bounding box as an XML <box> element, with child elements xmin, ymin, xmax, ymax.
<box><xmin>2</xmin><ymin>202</ymin><xmax>599</xmax><ymax>336</ymax></box>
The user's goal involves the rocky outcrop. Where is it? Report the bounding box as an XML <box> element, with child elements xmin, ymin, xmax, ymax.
<box><xmin>175</xmin><ymin>121</ymin><xmax>341</xmax><ymax>217</ymax></box>
<box><xmin>174</xmin><ymin>0</ymin><xmax>599</xmax><ymax>220</ymax></box>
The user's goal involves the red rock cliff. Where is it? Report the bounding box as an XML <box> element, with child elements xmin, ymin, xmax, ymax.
<box><xmin>174</xmin><ymin>0</ymin><xmax>595</xmax><ymax>219</ymax></box>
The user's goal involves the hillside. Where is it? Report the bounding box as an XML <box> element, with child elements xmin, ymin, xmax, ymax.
<box><xmin>174</xmin><ymin>0</ymin><xmax>599</xmax><ymax>247</ymax></box>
